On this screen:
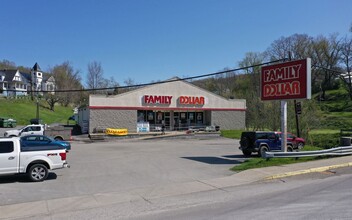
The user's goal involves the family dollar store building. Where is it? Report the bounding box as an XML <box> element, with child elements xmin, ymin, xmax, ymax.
<box><xmin>82</xmin><ymin>78</ymin><xmax>246</xmax><ymax>134</ymax></box>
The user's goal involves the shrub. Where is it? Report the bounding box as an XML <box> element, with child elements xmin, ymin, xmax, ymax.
<box><xmin>220</xmin><ymin>130</ymin><xmax>244</xmax><ymax>139</ymax></box>
<box><xmin>307</xmin><ymin>132</ymin><xmax>340</xmax><ymax>149</ymax></box>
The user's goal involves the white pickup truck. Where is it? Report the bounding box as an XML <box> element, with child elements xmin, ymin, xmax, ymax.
<box><xmin>4</xmin><ymin>124</ymin><xmax>72</xmax><ymax>141</ymax></box>
<box><xmin>0</xmin><ymin>137</ymin><xmax>69</xmax><ymax>182</ymax></box>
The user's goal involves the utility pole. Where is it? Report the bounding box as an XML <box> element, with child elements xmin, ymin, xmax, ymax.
<box><xmin>36</xmin><ymin>97</ymin><xmax>39</xmax><ymax>120</ymax></box>
<box><xmin>294</xmin><ymin>100</ymin><xmax>301</xmax><ymax>137</ymax></box>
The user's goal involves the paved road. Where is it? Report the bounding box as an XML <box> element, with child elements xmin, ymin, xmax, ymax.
<box><xmin>3</xmin><ymin>128</ymin><xmax>352</xmax><ymax>219</ymax></box>
<box><xmin>121</xmin><ymin>167</ymin><xmax>352</xmax><ymax>220</ymax></box>
<box><xmin>0</xmin><ymin>135</ymin><xmax>246</xmax><ymax>206</ymax></box>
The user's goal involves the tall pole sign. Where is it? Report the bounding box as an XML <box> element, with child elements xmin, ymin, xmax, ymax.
<box><xmin>261</xmin><ymin>58</ymin><xmax>311</xmax><ymax>101</ymax></box>
<box><xmin>261</xmin><ymin>58</ymin><xmax>311</xmax><ymax>152</ymax></box>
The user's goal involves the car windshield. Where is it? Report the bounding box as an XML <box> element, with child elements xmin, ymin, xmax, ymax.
<box><xmin>46</xmin><ymin>136</ymin><xmax>55</xmax><ymax>141</ymax></box>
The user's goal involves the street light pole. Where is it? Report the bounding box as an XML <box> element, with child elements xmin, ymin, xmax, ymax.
<box><xmin>36</xmin><ymin>90</ymin><xmax>39</xmax><ymax>120</ymax></box>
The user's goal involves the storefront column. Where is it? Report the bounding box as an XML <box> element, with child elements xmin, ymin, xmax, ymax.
<box><xmin>170</xmin><ymin>111</ymin><xmax>174</xmax><ymax>131</ymax></box>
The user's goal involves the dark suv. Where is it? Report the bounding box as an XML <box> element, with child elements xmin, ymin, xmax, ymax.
<box><xmin>239</xmin><ymin>131</ymin><xmax>295</xmax><ymax>156</ymax></box>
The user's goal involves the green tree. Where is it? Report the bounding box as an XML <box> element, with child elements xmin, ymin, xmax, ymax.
<box><xmin>44</xmin><ymin>93</ymin><xmax>61</xmax><ymax>111</ymax></box>
<box><xmin>237</xmin><ymin>52</ymin><xmax>273</xmax><ymax>130</ymax></box>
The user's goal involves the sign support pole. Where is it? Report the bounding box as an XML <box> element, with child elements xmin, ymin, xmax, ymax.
<box><xmin>281</xmin><ymin>100</ymin><xmax>287</xmax><ymax>152</ymax></box>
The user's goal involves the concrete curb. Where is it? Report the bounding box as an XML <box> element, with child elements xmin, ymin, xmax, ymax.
<box><xmin>264</xmin><ymin>162</ymin><xmax>352</xmax><ymax>180</ymax></box>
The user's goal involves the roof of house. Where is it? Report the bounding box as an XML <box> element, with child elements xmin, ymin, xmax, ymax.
<box><xmin>21</xmin><ymin>72</ymin><xmax>31</xmax><ymax>81</ymax></box>
<box><xmin>32</xmin><ymin>62</ymin><xmax>41</xmax><ymax>71</ymax></box>
<box><xmin>0</xmin><ymin>63</ymin><xmax>54</xmax><ymax>84</ymax></box>
<box><xmin>20</xmin><ymin>72</ymin><xmax>30</xmax><ymax>84</ymax></box>
<box><xmin>1</xmin><ymin>70</ymin><xmax>18</xmax><ymax>81</ymax></box>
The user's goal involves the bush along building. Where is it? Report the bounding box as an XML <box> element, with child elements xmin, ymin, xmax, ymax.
<box><xmin>0</xmin><ymin>63</ymin><xmax>55</xmax><ymax>97</ymax></box>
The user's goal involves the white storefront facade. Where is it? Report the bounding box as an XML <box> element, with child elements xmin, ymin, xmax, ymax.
<box><xmin>82</xmin><ymin>79</ymin><xmax>246</xmax><ymax>133</ymax></box>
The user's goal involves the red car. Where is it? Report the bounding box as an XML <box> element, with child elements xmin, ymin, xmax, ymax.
<box><xmin>277</xmin><ymin>132</ymin><xmax>305</xmax><ymax>149</ymax></box>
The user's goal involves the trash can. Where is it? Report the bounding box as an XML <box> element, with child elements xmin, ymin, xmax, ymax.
<box><xmin>7</xmin><ymin>118</ymin><xmax>17</xmax><ymax>127</ymax></box>
<box><xmin>0</xmin><ymin>117</ymin><xmax>16</xmax><ymax>128</ymax></box>
<box><xmin>340</xmin><ymin>137</ymin><xmax>351</xmax><ymax>146</ymax></box>
<box><xmin>0</xmin><ymin>118</ymin><xmax>8</xmax><ymax>127</ymax></box>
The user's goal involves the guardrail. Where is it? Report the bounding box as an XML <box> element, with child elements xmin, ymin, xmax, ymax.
<box><xmin>263</xmin><ymin>145</ymin><xmax>352</xmax><ymax>158</ymax></box>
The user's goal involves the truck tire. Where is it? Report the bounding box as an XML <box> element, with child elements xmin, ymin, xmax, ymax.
<box><xmin>28</xmin><ymin>164</ymin><xmax>49</xmax><ymax>182</ymax></box>
<box><xmin>287</xmin><ymin>145</ymin><xmax>293</xmax><ymax>152</ymax></box>
<box><xmin>259</xmin><ymin>146</ymin><xmax>269</xmax><ymax>157</ymax></box>
<box><xmin>242</xmin><ymin>149</ymin><xmax>252</xmax><ymax>156</ymax></box>
<box><xmin>54</xmin><ymin>137</ymin><xmax>63</xmax><ymax>141</ymax></box>
<box><xmin>297</xmin><ymin>142</ymin><xmax>304</xmax><ymax>149</ymax></box>
<box><xmin>241</xmin><ymin>138</ymin><xmax>250</xmax><ymax>148</ymax></box>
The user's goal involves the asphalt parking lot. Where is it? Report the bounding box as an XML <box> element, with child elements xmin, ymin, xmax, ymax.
<box><xmin>0</xmin><ymin>133</ymin><xmax>246</xmax><ymax>206</ymax></box>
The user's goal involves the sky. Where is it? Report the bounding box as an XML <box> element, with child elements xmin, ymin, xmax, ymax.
<box><xmin>1</xmin><ymin>0</ymin><xmax>351</xmax><ymax>86</ymax></box>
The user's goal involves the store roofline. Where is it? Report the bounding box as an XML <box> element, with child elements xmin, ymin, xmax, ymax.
<box><xmin>89</xmin><ymin>106</ymin><xmax>246</xmax><ymax>111</ymax></box>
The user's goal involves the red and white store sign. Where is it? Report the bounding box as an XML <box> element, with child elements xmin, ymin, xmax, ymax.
<box><xmin>143</xmin><ymin>95</ymin><xmax>172</xmax><ymax>104</ymax></box>
<box><xmin>143</xmin><ymin>95</ymin><xmax>205</xmax><ymax>105</ymax></box>
<box><xmin>261</xmin><ymin>58</ymin><xmax>311</xmax><ymax>100</ymax></box>
<box><xmin>178</xmin><ymin>96</ymin><xmax>205</xmax><ymax>105</ymax></box>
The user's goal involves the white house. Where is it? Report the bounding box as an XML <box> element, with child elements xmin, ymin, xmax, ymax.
<box><xmin>0</xmin><ymin>63</ymin><xmax>55</xmax><ymax>97</ymax></box>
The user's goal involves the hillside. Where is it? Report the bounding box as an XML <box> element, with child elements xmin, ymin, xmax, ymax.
<box><xmin>317</xmin><ymin>88</ymin><xmax>352</xmax><ymax>130</ymax></box>
<box><xmin>0</xmin><ymin>97</ymin><xmax>74</xmax><ymax>126</ymax></box>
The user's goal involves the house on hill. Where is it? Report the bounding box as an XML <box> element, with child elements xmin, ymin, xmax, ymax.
<box><xmin>0</xmin><ymin>62</ymin><xmax>55</xmax><ymax>97</ymax></box>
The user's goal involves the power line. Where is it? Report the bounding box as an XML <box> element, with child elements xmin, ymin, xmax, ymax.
<box><xmin>312</xmin><ymin>65</ymin><xmax>345</xmax><ymax>75</ymax></box>
<box><xmin>5</xmin><ymin>58</ymin><xmax>308</xmax><ymax>93</ymax></box>
<box><xmin>25</xmin><ymin>58</ymin><xmax>288</xmax><ymax>93</ymax></box>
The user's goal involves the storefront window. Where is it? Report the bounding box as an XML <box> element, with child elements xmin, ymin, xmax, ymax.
<box><xmin>137</xmin><ymin>111</ymin><xmax>145</xmax><ymax>122</ymax></box>
<box><xmin>147</xmin><ymin>111</ymin><xmax>154</xmax><ymax>121</ymax></box>
<box><xmin>137</xmin><ymin>110</ymin><xmax>205</xmax><ymax>131</ymax></box>
<box><xmin>196</xmin><ymin>112</ymin><xmax>203</xmax><ymax>124</ymax></box>
<box><xmin>156</xmin><ymin>111</ymin><xmax>163</xmax><ymax>123</ymax></box>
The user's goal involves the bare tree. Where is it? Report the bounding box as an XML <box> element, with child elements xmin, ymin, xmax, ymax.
<box><xmin>312</xmin><ymin>34</ymin><xmax>342</xmax><ymax>100</ymax></box>
<box><xmin>0</xmin><ymin>59</ymin><xmax>16</xmax><ymax>69</ymax></box>
<box><xmin>265</xmin><ymin>34</ymin><xmax>314</xmax><ymax>60</ymax></box>
<box><xmin>121</xmin><ymin>77</ymin><xmax>137</xmax><ymax>93</ymax></box>
<box><xmin>49</xmin><ymin>61</ymin><xmax>83</xmax><ymax>107</ymax></box>
<box><xmin>86</xmin><ymin>61</ymin><xmax>105</xmax><ymax>94</ymax></box>
<box><xmin>104</xmin><ymin>76</ymin><xmax>120</xmax><ymax>95</ymax></box>
<box><xmin>339</xmin><ymin>35</ymin><xmax>352</xmax><ymax>99</ymax></box>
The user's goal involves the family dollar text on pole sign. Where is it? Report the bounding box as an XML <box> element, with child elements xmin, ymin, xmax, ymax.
<box><xmin>261</xmin><ymin>58</ymin><xmax>311</xmax><ymax>101</ymax></box>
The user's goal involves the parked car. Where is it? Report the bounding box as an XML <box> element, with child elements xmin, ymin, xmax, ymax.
<box><xmin>20</xmin><ymin>135</ymin><xmax>71</xmax><ymax>151</ymax></box>
<box><xmin>277</xmin><ymin>132</ymin><xmax>305</xmax><ymax>149</ymax></box>
<box><xmin>4</xmin><ymin>124</ymin><xmax>72</xmax><ymax>141</ymax></box>
<box><xmin>4</xmin><ymin>124</ymin><xmax>44</xmax><ymax>137</ymax></box>
<box><xmin>239</xmin><ymin>131</ymin><xmax>296</xmax><ymax>156</ymax></box>
<box><xmin>0</xmin><ymin>137</ymin><xmax>69</xmax><ymax>182</ymax></box>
